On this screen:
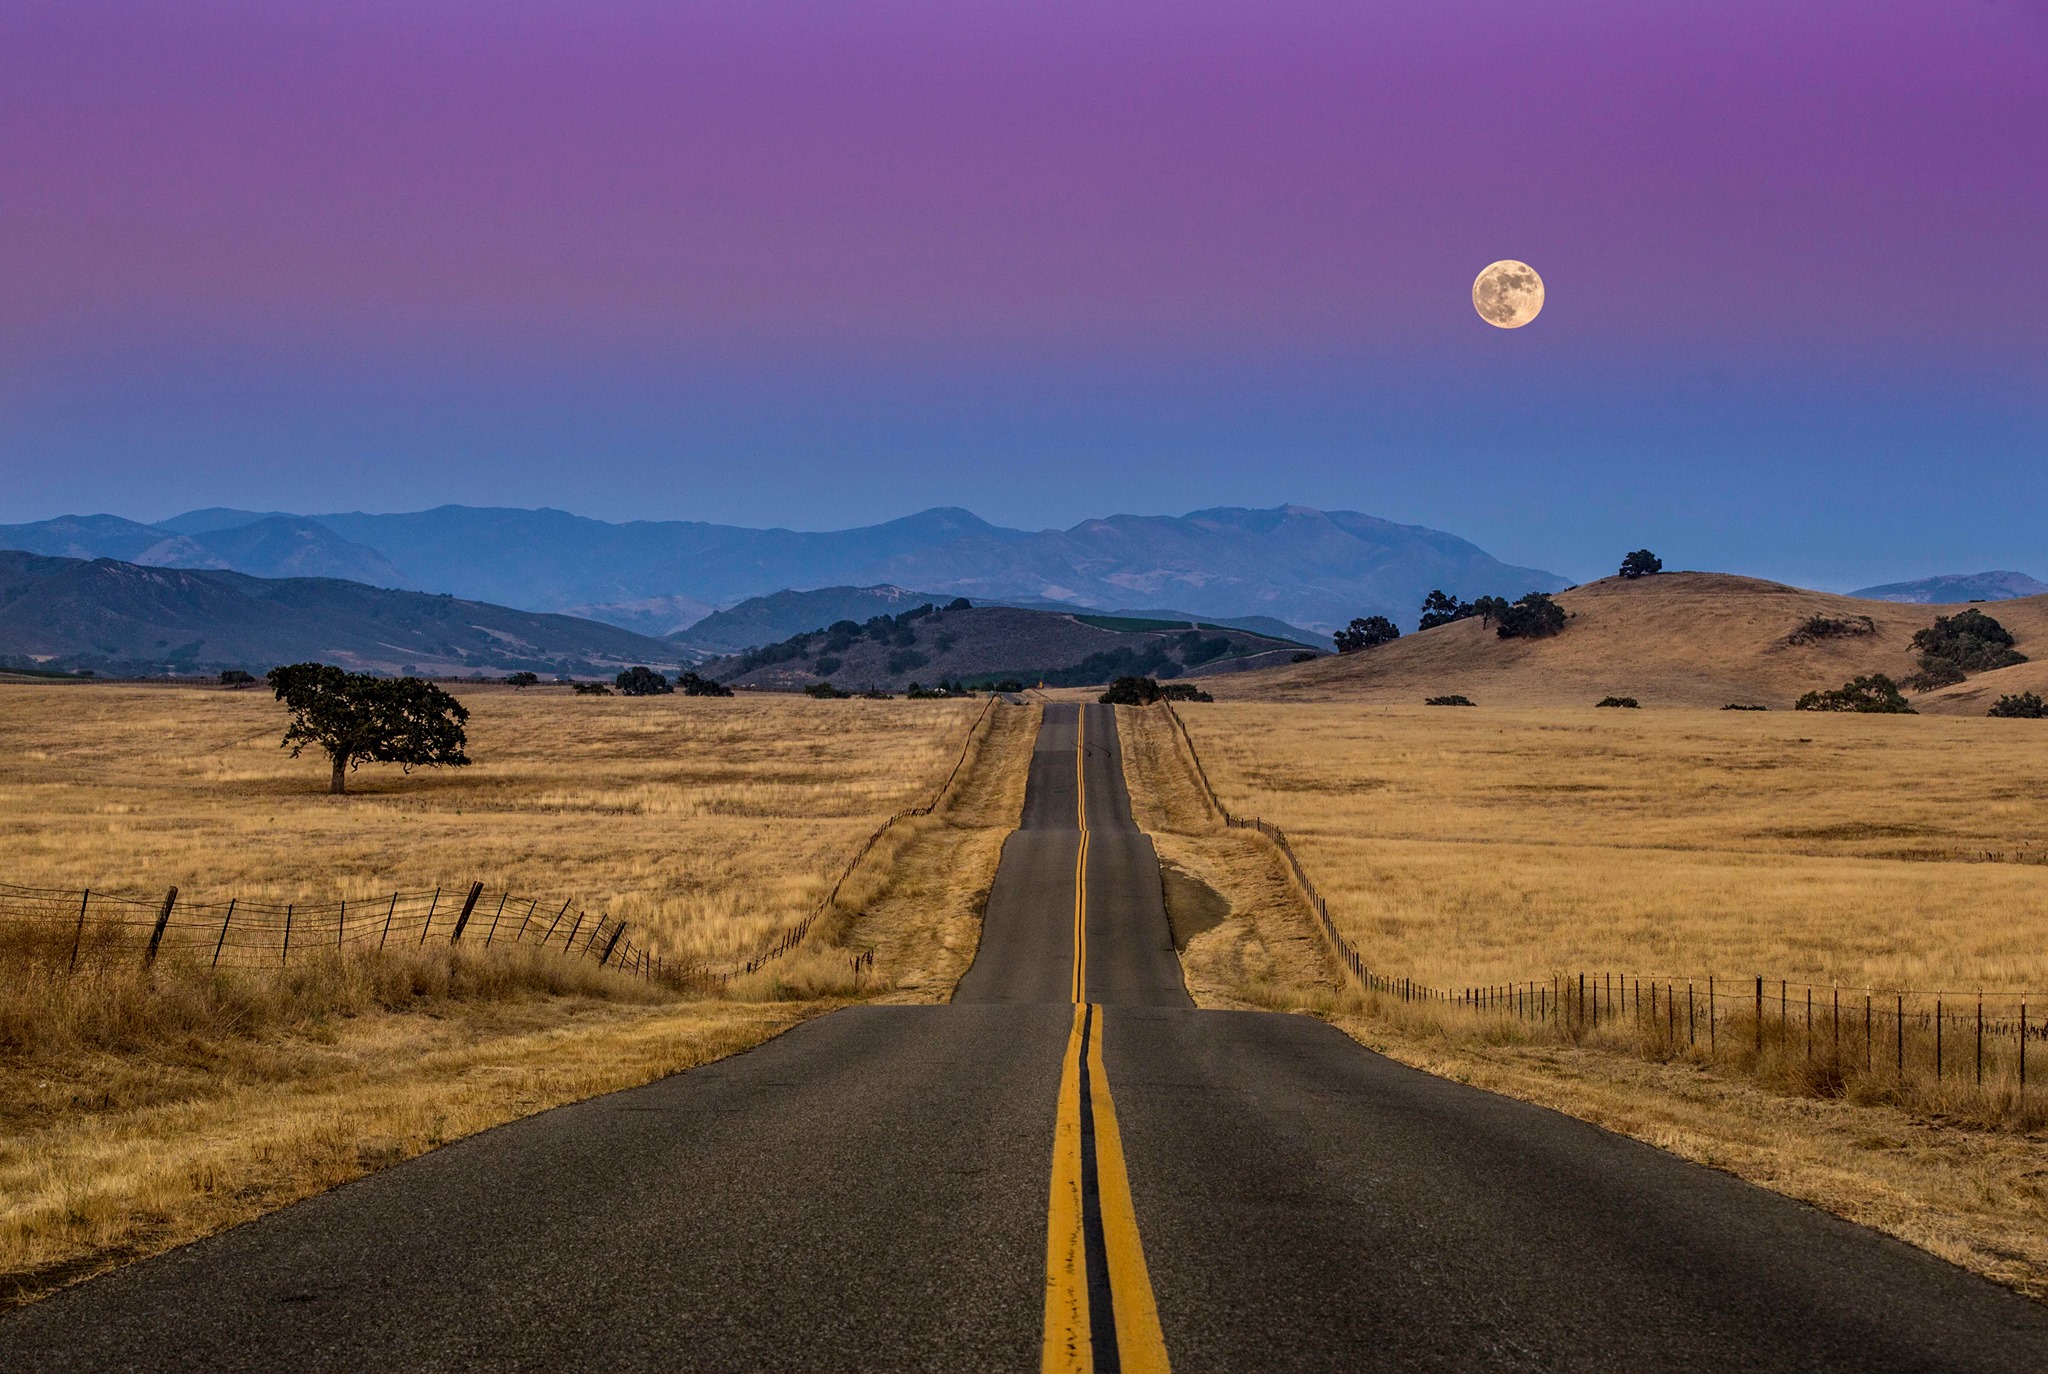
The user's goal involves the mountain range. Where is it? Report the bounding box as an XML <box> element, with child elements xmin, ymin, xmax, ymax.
<box><xmin>0</xmin><ymin>505</ymin><xmax>1566</xmax><ymax>634</ymax></box>
<box><xmin>1848</xmin><ymin>571</ymin><xmax>2048</xmax><ymax>604</ymax></box>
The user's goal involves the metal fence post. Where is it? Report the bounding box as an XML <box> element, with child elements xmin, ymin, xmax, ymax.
<box><xmin>145</xmin><ymin>887</ymin><xmax>179</xmax><ymax>966</ymax></box>
<box><xmin>213</xmin><ymin>899</ymin><xmax>235</xmax><ymax>967</ymax></box>
<box><xmin>599</xmin><ymin>921</ymin><xmax>628</xmax><ymax>967</ymax></box>
<box><xmin>379</xmin><ymin>892</ymin><xmax>398</xmax><ymax>950</ymax></box>
<box><xmin>282</xmin><ymin>903</ymin><xmax>293</xmax><ymax>965</ymax></box>
<box><xmin>69</xmin><ymin>889</ymin><xmax>90</xmax><ymax>974</ymax></box>
<box><xmin>449</xmin><ymin>882</ymin><xmax>485</xmax><ymax>942</ymax></box>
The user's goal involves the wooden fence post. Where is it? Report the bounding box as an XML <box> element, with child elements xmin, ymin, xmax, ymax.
<box><xmin>213</xmin><ymin>899</ymin><xmax>235</xmax><ymax>967</ymax></box>
<box><xmin>449</xmin><ymin>882</ymin><xmax>485</xmax><ymax>942</ymax></box>
<box><xmin>145</xmin><ymin>887</ymin><xmax>178</xmax><ymax>965</ymax></box>
<box><xmin>599</xmin><ymin>922</ymin><xmax>628</xmax><ymax>967</ymax></box>
<box><xmin>69</xmin><ymin>889</ymin><xmax>90</xmax><ymax>974</ymax></box>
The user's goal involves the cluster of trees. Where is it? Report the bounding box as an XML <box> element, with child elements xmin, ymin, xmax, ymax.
<box><xmin>1424</xmin><ymin>694</ymin><xmax>1475</xmax><ymax>706</ymax></box>
<box><xmin>612</xmin><ymin>666</ymin><xmax>733</xmax><ymax>696</ymax></box>
<box><xmin>1989</xmin><ymin>691</ymin><xmax>2046</xmax><ymax>719</ymax></box>
<box><xmin>906</xmin><ymin>680</ymin><xmax>976</xmax><ymax>698</ymax></box>
<box><xmin>1904</xmin><ymin>609</ymin><xmax>2027</xmax><ymax>690</ymax></box>
<box><xmin>1099</xmin><ymin>676</ymin><xmax>1212</xmax><ymax>705</ymax></box>
<box><xmin>1414</xmin><ymin>590</ymin><xmax>1567</xmax><ymax>640</ymax></box>
<box><xmin>266</xmin><ymin>663</ymin><xmax>471</xmax><ymax>795</ymax></box>
<box><xmin>1333</xmin><ymin>616</ymin><xmax>1399</xmax><ymax>653</ymax></box>
<box><xmin>1795</xmin><ymin>674</ymin><xmax>1916</xmax><ymax>714</ymax></box>
<box><xmin>732</xmin><ymin>599</ymin><xmax>973</xmax><ymax>677</ymax></box>
<box><xmin>1595</xmin><ymin>696</ymin><xmax>1639</xmax><ymax>708</ymax></box>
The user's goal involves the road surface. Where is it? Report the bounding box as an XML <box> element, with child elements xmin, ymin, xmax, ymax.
<box><xmin>4</xmin><ymin>703</ymin><xmax>2045</xmax><ymax>1371</ymax></box>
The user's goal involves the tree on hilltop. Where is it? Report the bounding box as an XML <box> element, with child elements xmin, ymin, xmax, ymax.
<box><xmin>1418</xmin><ymin>590</ymin><xmax>1471</xmax><ymax>630</ymax></box>
<box><xmin>268</xmin><ymin>663</ymin><xmax>470</xmax><ymax>795</ymax></box>
<box><xmin>1333</xmin><ymin>616</ymin><xmax>1401</xmax><ymax>654</ymax></box>
<box><xmin>1619</xmin><ymin>550</ymin><xmax>1664</xmax><ymax>579</ymax></box>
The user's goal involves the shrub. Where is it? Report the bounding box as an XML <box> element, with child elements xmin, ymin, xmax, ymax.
<box><xmin>1595</xmin><ymin>696</ymin><xmax>1639</xmax><ymax>708</ymax></box>
<box><xmin>1988</xmin><ymin>691</ymin><xmax>2046</xmax><ymax>719</ymax></box>
<box><xmin>1495</xmin><ymin>592</ymin><xmax>1567</xmax><ymax>640</ymax></box>
<box><xmin>1100</xmin><ymin>676</ymin><xmax>1162</xmax><ymax>705</ymax></box>
<box><xmin>677</xmin><ymin>671</ymin><xmax>733</xmax><ymax>697</ymax></box>
<box><xmin>1619</xmin><ymin>549</ymin><xmax>1663</xmax><ymax>579</ymax></box>
<box><xmin>1159</xmin><ymin>682</ymin><xmax>1212</xmax><ymax>702</ymax></box>
<box><xmin>573</xmin><ymin>682</ymin><xmax>612</xmax><ymax>696</ymax></box>
<box><xmin>946</xmin><ymin>597</ymin><xmax>972</xmax><ymax>610</ymax></box>
<box><xmin>1783</xmin><ymin>615</ymin><xmax>1875</xmax><ymax>646</ymax></box>
<box><xmin>1908</xmin><ymin>609</ymin><xmax>2026</xmax><ymax>687</ymax></box>
<box><xmin>219</xmin><ymin>669</ymin><xmax>256</xmax><ymax>687</ymax></box>
<box><xmin>1722</xmin><ymin>703</ymin><xmax>1768</xmax><ymax>711</ymax></box>
<box><xmin>1333</xmin><ymin>616</ymin><xmax>1401</xmax><ymax>653</ymax></box>
<box><xmin>812</xmin><ymin>655</ymin><xmax>843</xmax><ymax>677</ymax></box>
<box><xmin>1291</xmin><ymin>651</ymin><xmax>1318</xmax><ymax>663</ymax></box>
<box><xmin>504</xmin><ymin>671</ymin><xmax>540</xmax><ymax>689</ymax></box>
<box><xmin>1424</xmin><ymin>694</ymin><xmax>1475</xmax><ymax>706</ymax></box>
<box><xmin>614</xmin><ymin>666</ymin><xmax>672</xmax><ymax>696</ymax></box>
<box><xmin>1795</xmin><ymin>674</ymin><xmax>1915</xmax><ymax>713</ymax></box>
<box><xmin>805</xmin><ymin>681</ymin><xmax>850</xmax><ymax>699</ymax></box>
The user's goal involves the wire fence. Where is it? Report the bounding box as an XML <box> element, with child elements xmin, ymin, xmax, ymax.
<box><xmin>1160</xmin><ymin>702</ymin><xmax>2047</xmax><ymax>1114</ymax></box>
<box><xmin>0</xmin><ymin>879</ymin><xmax>689</xmax><ymax>985</ymax></box>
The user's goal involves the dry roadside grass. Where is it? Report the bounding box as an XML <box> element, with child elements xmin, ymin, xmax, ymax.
<box><xmin>1131</xmin><ymin>701</ymin><xmax>2048</xmax><ymax>1300</ymax></box>
<box><xmin>1176</xmin><ymin>701</ymin><xmax>2048</xmax><ymax>991</ymax></box>
<box><xmin>0</xmin><ymin>684</ymin><xmax>981</xmax><ymax>964</ymax></box>
<box><xmin>0</xmin><ymin>685</ymin><xmax>1003</xmax><ymax>1306</ymax></box>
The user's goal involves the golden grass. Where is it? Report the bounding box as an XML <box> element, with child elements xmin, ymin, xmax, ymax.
<box><xmin>1212</xmin><ymin>573</ymin><xmax>2048</xmax><ymax>713</ymax></box>
<box><xmin>0</xmin><ymin>684</ymin><xmax>981</xmax><ymax>964</ymax></box>
<box><xmin>1176</xmin><ymin>702</ymin><xmax>2048</xmax><ymax>992</ymax></box>
<box><xmin>1141</xmin><ymin>698</ymin><xmax>2048</xmax><ymax>1297</ymax></box>
<box><xmin>0</xmin><ymin>684</ymin><xmax>1007</xmax><ymax>1306</ymax></box>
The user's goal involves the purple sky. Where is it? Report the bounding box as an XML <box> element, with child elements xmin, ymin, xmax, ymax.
<box><xmin>3</xmin><ymin>1</ymin><xmax>2044</xmax><ymax>585</ymax></box>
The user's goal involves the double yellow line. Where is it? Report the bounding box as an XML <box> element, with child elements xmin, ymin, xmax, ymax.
<box><xmin>1043</xmin><ymin>707</ymin><xmax>1171</xmax><ymax>1374</ymax></box>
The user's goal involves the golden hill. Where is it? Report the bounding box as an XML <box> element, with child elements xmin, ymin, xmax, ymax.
<box><xmin>1208</xmin><ymin>571</ymin><xmax>2048</xmax><ymax>712</ymax></box>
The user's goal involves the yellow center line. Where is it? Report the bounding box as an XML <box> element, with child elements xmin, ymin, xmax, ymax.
<box><xmin>1042</xmin><ymin>705</ymin><xmax>1172</xmax><ymax>1373</ymax></box>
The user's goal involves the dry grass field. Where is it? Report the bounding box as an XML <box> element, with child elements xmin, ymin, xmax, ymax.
<box><xmin>0</xmin><ymin>683</ymin><xmax>983</xmax><ymax>965</ymax></box>
<box><xmin>1150</xmin><ymin>699</ymin><xmax>2048</xmax><ymax>1297</ymax></box>
<box><xmin>1213</xmin><ymin>572</ymin><xmax>2048</xmax><ymax>712</ymax></box>
<box><xmin>0</xmin><ymin>682</ymin><xmax>1013</xmax><ymax>1305</ymax></box>
<box><xmin>1175</xmin><ymin>701</ymin><xmax>2048</xmax><ymax>992</ymax></box>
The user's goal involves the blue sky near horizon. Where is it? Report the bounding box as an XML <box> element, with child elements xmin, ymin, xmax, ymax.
<box><xmin>3</xmin><ymin>2</ymin><xmax>2043</xmax><ymax>590</ymax></box>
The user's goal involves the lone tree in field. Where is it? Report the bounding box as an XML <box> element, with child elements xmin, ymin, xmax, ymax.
<box><xmin>1619</xmin><ymin>549</ymin><xmax>1664</xmax><ymax>579</ymax></box>
<box><xmin>267</xmin><ymin>663</ymin><xmax>471</xmax><ymax>795</ymax></box>
<box><xmin>504</xmin><ymin>671</ymin><xmax>539</xmax><ymax>689</ymax></box>
<box><xmin>614</xmin><ymin>665</ymin><xmax>672</xmax><ymax>696</ymax></box>
<box><xmin>1333</xmin><ymin>615</ymin><xmax>1401</xmax><ymax>654</ymax></box>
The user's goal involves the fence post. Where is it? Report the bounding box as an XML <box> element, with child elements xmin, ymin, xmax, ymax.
<box><xmin>1976</xmin><ymin>997</ymin><xmax>1983</xmax><ymax>1088</ymax></box>
<box><xmin>449</xmin><ymin>882</ymin><xmax>485</xmax><ymax>942</ymax></box>
<box><xmin>1896</xmin><ymin>993</ymin><xmax>1904</xmax><ymax>1078</ymax></box>
<box><xmin>380</xmin><ymin>893</ymin><xmax>398</xmax><ymax>950</ymax></box>
<box><xmin>145</xmin><ymin>887</ymin><xmax>179</xmax><ymax>966</ymax></box>
<box><xmin>562</xmin><ymin>910</ymin><xmax>587</xmax><ymax>951</ymax></box>
<box><xmin>484</xmin><ymin>893</ymin><xmax>509</xmax><ymax>945</ymax></box>
<box><xmin>213</xmin><ymin>899</ymin><xmax>235</xmax><ymax>967</ymax></box>
<box><xmin>418</xmin><ymin>887</ymin><xmax>442</xmax><ymax>946</ymax></box>
<box><xmin>544</xmin><ymin>899</ymin><xmax>571</xmax><ymax>945</ymax></box>
<box><xmin>70</xmin><ymin>889</ymin><xmax>90</xmax><ymax>974</ymax></box>
<box><xmin>282</xmin><ymin>903</ymin><xmax>293</xmax><ymax>965</ymax></box>
<box><xmin>1935</xmin><ymin>998</ymin><xmax>1942</xmax><ymax>1082</ymax></box>
<box><xmin>599</xmin><ymin>922</ymin><xmax>628</xmax><ymax>967</ymax></box>
<box><xmin>338</xmin><ymin>899</ymin><xmax>347</xmax><ymax>950</ymax></box>
<box><xmin>2022</xmin><ymin>1004</ymin><xmax>2029</xmax><ymax>1102</ymax></box>
<box><xmin>1754</xmin><ymin>976</ymin><xmax>1763</xmax><ymax>1055</ymax></box>
<box><xmin>1708</xmin><ymin>976</ymin><xmax>1716</xmax><ymax>1055</ymax></box>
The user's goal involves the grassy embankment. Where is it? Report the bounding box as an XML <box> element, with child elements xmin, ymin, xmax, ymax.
<box><xmin>1122</xmin><ymin>701</ymin><xmax>2048</xmax><ymax>1300</ymax></box>
<box><xmin>0</xmin><ymin>685</ymin><xmax>1031</xmax><ymax>1304</ymax></box>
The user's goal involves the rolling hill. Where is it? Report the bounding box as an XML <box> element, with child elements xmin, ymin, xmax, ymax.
<box><xmin>1849</xmin><ymin>571</ymin><xmax>2048</xmax><ymax>604</ymax></box>
<box><xmin>701</xmin><ymin>602</ymin><xmax>1315</xmax><ymax>691</ymax></box>
<box><xmin>0</xmin><ymin>551</ymin><xmax>682</xmax><ymax>678</ymax></box>
<box><xmin>4</xmin><ymin>504</ymin><xmax>1562</xmax><ymax>633</ymax></box>
<box><xmin>1207</xmin><ymin>571</ymin><xmax>2048</xmax><ymax>713</ymax></box>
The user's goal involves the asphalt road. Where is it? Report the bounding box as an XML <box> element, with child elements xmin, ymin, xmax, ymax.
<box><xmin>5</xmin><ymin>703</ymin><xmax>2046</xmax><ymax>1371</ymax></box>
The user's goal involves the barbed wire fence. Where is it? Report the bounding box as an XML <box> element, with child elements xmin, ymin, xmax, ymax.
<box><xmin>1161</xmin><ymin>702</ymin><xmax>2045</xmax><ymax>1118</ymax></box>
<box><xmin>0</xmin><ymin>879</ymin><xmax>689</xmax><ymax>986</ymax></box>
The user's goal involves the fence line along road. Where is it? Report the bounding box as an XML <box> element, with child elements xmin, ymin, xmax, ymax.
<box><xmin>719</xmin><ymin>694</ymin><xmax>1000</xmax><ymax>981</ymax></box>
<box><xmin>1160</xmin><ymin>702</ymin><xmax>2047</xmax><ymax>1112</ymax></box>
<box><xmin>0</xmin><ymin>879</ymin><xmax>683</xmax><ymax>984</ymax></box>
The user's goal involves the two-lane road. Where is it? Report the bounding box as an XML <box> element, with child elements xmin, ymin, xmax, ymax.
<box><xmin>5</xmin><ymin>704</ymin><xmax>2046</xmax><ymax>1370</ymax></box>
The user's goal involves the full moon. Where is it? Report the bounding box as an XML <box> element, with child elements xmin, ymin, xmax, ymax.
<box><xmin>1472</xmin><ymin>260</ymin><xmax>1544</xmax><ymax>328</ymax></box>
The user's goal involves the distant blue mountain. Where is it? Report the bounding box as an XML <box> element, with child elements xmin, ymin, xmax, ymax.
<box><xmin>7</xmin><ymin>503</ymin><xmax>1566</xmax><ymax>633</ymax></box>
<box><xmin>0</xmin><ymin>513</ymin><xmax>407</xmax><ymax>588</ymax></box>
<box><xmin>1849</xmin><ymin>571</ymin><xmax>2048</xmax><ymax>605</ymax></box>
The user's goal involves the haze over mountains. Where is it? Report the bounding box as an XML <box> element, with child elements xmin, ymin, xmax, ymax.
<box><xmin>0</xmin><ymin>504</ymin><xmax>1565</xmax><ymax>635</ymax></box>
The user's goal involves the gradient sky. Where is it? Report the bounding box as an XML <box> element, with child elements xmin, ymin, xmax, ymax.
<box><xmin>2</xmin><ymin>1</ymin><xmax>2043</xmax><ymax>586</ymax></box>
